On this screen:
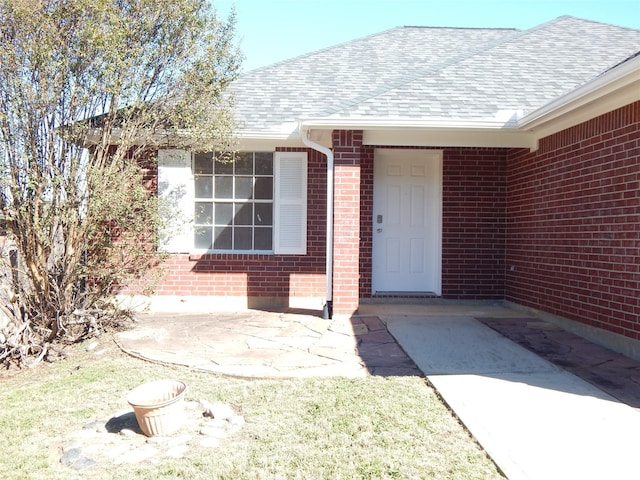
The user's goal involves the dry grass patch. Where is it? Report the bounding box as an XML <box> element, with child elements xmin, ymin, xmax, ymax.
<box><xmin>0</xmin><ymin>339</ymin><xmax>504</xmax><ymax>479</ymax></box>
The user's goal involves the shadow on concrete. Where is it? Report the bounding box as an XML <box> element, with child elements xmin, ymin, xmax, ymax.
<box><xmin>479</xmin><ymin>317</ymin><xmax>640</xmax><ymax>408</ymax></box>
<box><xmin>384</xmin><ymin>314</ymin><xmax>640</xmax><ymax>408</ymax></box>
<box><xmin>351</xmin><ymin>316</ymin><xmax>423</xmax><ymax>377</ymax></box>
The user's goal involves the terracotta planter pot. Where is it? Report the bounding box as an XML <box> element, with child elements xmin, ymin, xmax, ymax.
<box><xmin>127</xmin><ymin>379</ymin><xmax>187</xmax><ymax>436</ymax></box>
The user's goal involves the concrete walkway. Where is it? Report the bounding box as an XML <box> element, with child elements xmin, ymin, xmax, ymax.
<box><xmin>116</xmin><ymin>303</ymin><xmax>640</xmax><ymax>480</ymax></box>
<box><xmin>377</xmin><ymin>307</ymin><xmax>640</xmax><ymax>480</ymax></box>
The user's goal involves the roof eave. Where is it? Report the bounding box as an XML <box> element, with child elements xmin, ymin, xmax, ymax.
<box><xmin>518</xmin><ymin>54</ymin><xmax>640</xmax><ymax>139</ymax></box>
<box><xmin>238</xmin><ymin>118</ymin><xmax>537</xmax><ymax>150</ymax></box>
<box><xmin>236</xmin><ymin>55</ymin><xmax>640</xmax><ymax>152</ymax></box>
<box><xmin>302</xmin><ymin>116</ymin><xmax>537</xmax><ymax>148</ymax></box>
<box><xmin>299</xmin><ymin>117</ymin><xmax>518</xmax><ymax>130</ymax></box>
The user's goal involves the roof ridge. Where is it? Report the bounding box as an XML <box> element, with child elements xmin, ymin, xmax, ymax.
<box><xmin>316</xmin><ymin>26</ymin><xmax>527</xmax><ymax>117</ymax></box>
<box><xmin>402</xmin><ymin>25</ymin><xmax>517</xmax><ymax>31</ymax></box>
<box><xmin>555</xmin><ymin>14</ymin><xmax>640</xmax><ymax>32</ymax></box>
<box><xmin>241</xmin><ymin>27</ymin><xmax>403</xmax><ymax>74</ymax></box>
<box><xmin>316</xmin><ymin>15</ymin><xmax>637</xmax><ymax>118</ymax></box>
<box><xmin>241</xmin><ymin>24</ymin><xmax>528</xmax><ymax>75</ymax></box>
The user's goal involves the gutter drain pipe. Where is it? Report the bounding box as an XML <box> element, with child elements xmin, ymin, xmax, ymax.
<box><xmin>299</xmin><ymin>122</ymin><xmax>334</xmax><ymax>319</ymax></box>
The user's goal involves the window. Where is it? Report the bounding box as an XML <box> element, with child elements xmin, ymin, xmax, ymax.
<box><xmin>194</xmin><ymin>152</ymin><xmax>273</xmax><ymax>252</ymax></box>
<box><xmin>157</xmin><ymin>149</ymin><xmax>307</xmax><ymax>255</ymax></box>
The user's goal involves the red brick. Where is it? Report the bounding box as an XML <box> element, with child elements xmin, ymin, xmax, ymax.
<box><xmin>507</xmin><ymin>100</ymin><xmax>640</xmax><ymax>338</ymax></box>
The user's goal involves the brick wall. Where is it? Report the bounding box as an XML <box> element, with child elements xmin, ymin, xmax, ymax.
<box><xmin>358</xmin><ymin>145</ymin><xmax>375</xmax><ymax>298</ymax></box>
<box><xmin>360</xmin><ymin>145</ymin><xmax>509</xmax><ymax>299</ymax></box>
<box><xmin>332</xmin><ymin>130</ymin><xmax>365</xmax><ymax>315</ymax></box>
<box><xmin>153</xmin><ymin>252</ymin><xmax>325</xmax><ymax>298</ymax></box>
<box><xmin>136</xmin><ymin>148</ymin><xmax>327</xmax><ymax>302</ymax></box>
<box><xmin>131</xmin><ymin>97</ymin><xmax>640</xmax><ymax>336</ymax></box>
<box><xmin>358</xmin><ymin>146</ymin><xmax>508</xmax><ymax>299</ymax></box>
<box><xmin>506</xmin><ymin>101</ymin><xmax>640</xmax><ymax>339</ymax></box>
<box><xmin>441</xmin><ymin>148</ymin><xmax>508</xmax><ymax>298</ymax></box>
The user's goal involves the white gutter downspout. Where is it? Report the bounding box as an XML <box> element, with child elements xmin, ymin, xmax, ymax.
<box><xmin>299</xmin><ymin>122</ymin><xmax>334</xmax><ymax>319</ymax></box>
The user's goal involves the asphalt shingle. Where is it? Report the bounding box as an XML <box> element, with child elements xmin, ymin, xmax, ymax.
<box><xmin>231</xmin><ymin>16</ymin><xmax>640</xmax><ymax>133</ymax></box>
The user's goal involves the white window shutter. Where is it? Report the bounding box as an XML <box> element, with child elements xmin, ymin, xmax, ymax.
<box><xmin>274</xmin><ymin>151</ymin><xmax>307</xmax><ymax>255</ymax></box>
<box><xmin>157</xmin><ymin>149</ymin><xmax>193</xmax><ymax>253</ymax></box>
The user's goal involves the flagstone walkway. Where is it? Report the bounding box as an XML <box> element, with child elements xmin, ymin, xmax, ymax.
<box><xmin>115</xmin><ymin>309</ymin><xmax>421</xmax><ymax>378</ymax></box>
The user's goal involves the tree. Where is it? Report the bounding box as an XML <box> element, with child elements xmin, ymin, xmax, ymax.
<box><xmin>0</xmin><ymin>0</ymin><xmax>241</xmax><ymax>366</ymax></box>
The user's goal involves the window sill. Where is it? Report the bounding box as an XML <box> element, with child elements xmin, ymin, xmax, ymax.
<box><xmin>188</xmin><ymin>250</ymin><xmax>274</xmax><ymax>261</ymax></box>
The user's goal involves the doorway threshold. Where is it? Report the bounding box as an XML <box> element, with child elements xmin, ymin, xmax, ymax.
<box><xmin>367</xmin><ymin>292</ymin><xmax>440</xmax><ymax>303</ymax></box>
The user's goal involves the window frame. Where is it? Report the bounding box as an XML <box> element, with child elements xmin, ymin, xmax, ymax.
<box><xmin>193</xmin><ymin>151</ymin><xmax>275</xmax><ymax>254</ymax></box>
<box><xmin>157</xmin><ymin>148</ymin><xmax>308</xmax><ymax>256</ymax></box>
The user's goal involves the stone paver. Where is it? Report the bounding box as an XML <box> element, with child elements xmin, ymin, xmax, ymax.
<box><xmin>116</xmin><ymin>310</ymin><xmax>422</xmax><ymax>378</ymax></box>
<box><xmin>109</xmin><ymin>303</ymin><xmax>640</xmax><ymax>480</ymax></box>
<box><xmin>479</xmin><ymin>317</ymin><xmax>640</xmax><ymax>408</ymax></box>
<box><xmin>59</xmin><ymin>400</ymin><xmax>244</xmax><ymax>472</ymax></box>
<box><xmin>117</xmin><ymin>307</ymin><xmax>640</xmax><ymax>402</ymax></box>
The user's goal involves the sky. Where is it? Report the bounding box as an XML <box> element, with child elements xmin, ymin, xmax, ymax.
<box><xmin>213</xmin><ymin>0</ymin><xmax>640</xmax><ymax>72</ymax></box>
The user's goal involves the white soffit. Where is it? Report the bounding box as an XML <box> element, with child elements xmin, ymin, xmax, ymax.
<box><xmin>363</xmin><ymin>128</ymin><xmax>536</xmax><ymax>149</ymax></box>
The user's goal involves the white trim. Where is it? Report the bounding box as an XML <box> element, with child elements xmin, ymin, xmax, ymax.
<box><xmin>298</xmin><ymin>114</ymin><xmax>522</xmax><ymax>130</ymax></box>
<box><xmin>233</xmin><ymin>136</ymin><xmax>325</xmax><ymax>151</ymax></box>
<box><xmin>239</xmin><ymin>124</ymin><xmax>537</xmax><ymax>150</ymax></box>
<box><xmin>518</xmin><ymin>55</ymin><xmax>640</xmax><ymax>131</ymax></box>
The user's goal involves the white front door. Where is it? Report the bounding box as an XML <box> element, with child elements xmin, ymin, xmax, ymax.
<box><xmin>372</xmin><ymin>149</ymin><xmax>442</xmax><ymax>295</ymax></box>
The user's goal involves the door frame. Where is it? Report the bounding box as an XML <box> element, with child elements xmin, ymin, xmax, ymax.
<box><xmin>371</xmin><ymin>148</ymin><xmax>443</xmax><ymax>296</ymax></box>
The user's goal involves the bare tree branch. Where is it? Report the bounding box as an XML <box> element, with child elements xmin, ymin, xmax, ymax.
<box><xmin>0</xmin><ymin>0</ymin><xmax>241</xmax><ymax>367</ymax></box>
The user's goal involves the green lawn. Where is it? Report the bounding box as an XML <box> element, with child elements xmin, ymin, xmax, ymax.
<box><xmin>0</xmin><ymin>340</ymin><xmax>504</xmax><ymax>479</ymax></box>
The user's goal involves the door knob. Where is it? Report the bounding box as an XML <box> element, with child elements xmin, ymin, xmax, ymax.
<box><xmin>377</xmin><ymin>228</ymin><xmax>383</xmax><ymax>233</ymax></box>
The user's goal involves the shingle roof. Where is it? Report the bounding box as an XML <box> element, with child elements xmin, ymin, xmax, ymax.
<box><xmin>231</xmin><ymin>16</ymin><xmax>640</xmax><ymax>134</ymax></box>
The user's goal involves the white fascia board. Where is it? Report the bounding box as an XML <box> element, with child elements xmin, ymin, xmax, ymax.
<box><xmin>298</xmin><ymin>117</ymin><xmax>536</xmax><ymax>149</ymax></box>
<box><xmin>298</xmin><ymin>116</ymin><xmax>519</xmax><ymax>130</ymax></box>
<box><xmin>518</xmin><ymin>55</ymin><xmax>640</xmax><ymax>137</ymax></box>
<box><xmin>238</xmin><ymin>125</ymin><xmax>536</xmax><ymax>150</ymax></box>
<box><xmin>235</xmin><ymin>131</ymin><xmax>304</xmax><ymax>151</ymax></box>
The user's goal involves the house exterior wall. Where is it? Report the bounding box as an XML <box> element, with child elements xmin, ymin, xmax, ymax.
<box><xmin>358</xmin><ymin>146</ymin><xmax>508</xmax><ymax>300</ymax></box>
<box><xmin>133</xmin><ymin>97</ymin><xmax>640</xmax><ymax>343</ymax></box>
<box><xmin>138</xmin><ymin>147</ymin><xmax>328</xmax><ymax>309</ymax></box>
<box><xmin>441</xmin><ymin>148</ymin><xmax>507</xmax><ymax>298</ymax></box>
<box><xmin>506</xmin><ymin>101</ymin><xmax>640</xmax><ymax>339</ymax></box>
<box><xmin>139</xmin><ymin>137</ymin><xmax>509</xmax><ymax>312</ymax></box>
<box><xmin>332</xmin><ymin>131</ymin><xmax>367</xmax><ymax>316</ymax></box>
